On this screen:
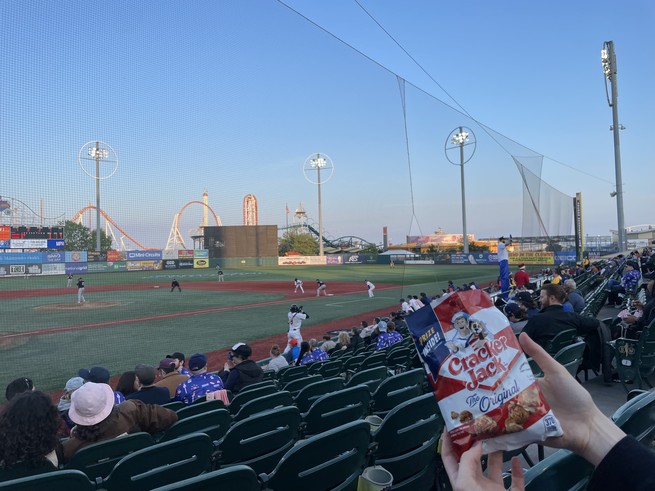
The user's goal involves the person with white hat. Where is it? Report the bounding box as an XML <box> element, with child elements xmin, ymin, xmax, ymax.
<box><xmin>62</xmin><ymin>382</ymin><xmax>177</xmax><ymax>462</ymax></box>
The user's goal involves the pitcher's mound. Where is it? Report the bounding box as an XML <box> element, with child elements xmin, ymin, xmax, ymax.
<box><xmin>36</xmin><ymin>301</ymin><xmax>121</xmax><ymax>311</ymax></box>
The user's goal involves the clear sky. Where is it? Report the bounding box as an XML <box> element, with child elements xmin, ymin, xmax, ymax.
<box><xmin>1</xmin><ymin>0</ymin><xmax>653</xmax><ymax>249</ymax></box>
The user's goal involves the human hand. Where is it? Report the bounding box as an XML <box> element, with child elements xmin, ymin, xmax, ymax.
<box><xmin>223</xmin><ymin>361</ymin><xmax>234</xmax><ymax>371</ymax></box>
<box><xmin>441</xmin><ymin>430</ymin><xmax>524</xmax><ymax>491</ymax></box>
<box><xmin>518</xmin><ymin>333</ymin><xmax>625</xmax><ymax>466</ymax></box>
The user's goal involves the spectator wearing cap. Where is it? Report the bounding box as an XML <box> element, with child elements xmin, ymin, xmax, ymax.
<box><xmin>154</xmin><ymin>358</ymin><xmax>189</xmax><ymax>399</ymax></box>
<box><xmin>563</xmin><ymin>279</ymin><xmax>586</xmax><ymax>314</ymax></box>
<box><xmin>513</xmin><ymin>291</ymin><xmax>540</xmax><ymax>319</ymax></box>
<box><xmin>376</xmin><ymin>321</ymin><xmax>403</xmax><ymax>351</ymax></box>
<box><xmin>174</xmin><ymin>353</ymin><xmax>223</xmax><ymax>405</ymax></box>
<box><xmin>127</xmin><ymin>365</ymin><xmax>171</xmax><ymax>405</ymax></box>
<box><xmin>606</xmin><ymin>261</ymin><xmax>642</xmax><ymax>307</ymax></box>
<box><xmin>283</xmin><ymin>338</ymin><xmax>300</xmax><ymax>363</ymax></box>
<box><xmin>166</xmin><ymin>352</ymin><xmax>191</xmax><ymax>376</ymax></box>
<box><xmin>503</xmin><ymin>303</ymin><xmax>528</xmax><ymax>334</ymax></box>
<box><xmin>299</xmin><ymin>338</ymin><xmax>329</xmax><ymax>365</ymax></box>
<box><xmin>78</xmin><ymin>366</ymin><xmax>125</xmax><ymax>405</ymax></box>
<box><xmin>515</xmin><ymin>264</ymin><xmax>530</xmax><ymax>289</ymax></box>
<box><xmin>62</xmin><ymin>382</ymin><xmax>178</xmax><ymax>462</ymax></box>
<box><xmin>522</xmin><ymin>284</ymin><xmax>599</xmax><ymax>349</ymax></box>
<box><xmin>5</xmin><ymin>377</ymin><xmax>34</xmax><ymax>402</ymax></box>
<box><xmin>58</xmin><ymin>377</ymin><xmax>85</xmax><ymax>432</ymax></box>
<box><xmin>219</xmin><ymin>343</ymin><xmax>264</xmax><ymax>393</ymax></box>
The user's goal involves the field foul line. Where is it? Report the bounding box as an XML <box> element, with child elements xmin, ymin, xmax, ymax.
<box><xmin>325</xmin><ymin>296</ymin><xmax>395</xmax><ymax>307</ymax></box>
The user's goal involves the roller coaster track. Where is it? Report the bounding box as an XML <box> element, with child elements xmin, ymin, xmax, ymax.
<box><xmin>71</xmin><ymin>206</ymin><xmax>154</xmax><ymax>250</ymax></box>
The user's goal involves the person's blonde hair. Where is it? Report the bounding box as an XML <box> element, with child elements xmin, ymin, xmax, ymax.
<box><xmin>270</xmin><ymin>344</ymin><xmax>281</xmax><ymax>357</ymax></box>
<box><xmin>338</xmin><ymin>331</ymin><xmax>350</xmax><ymax>345</ymax></box>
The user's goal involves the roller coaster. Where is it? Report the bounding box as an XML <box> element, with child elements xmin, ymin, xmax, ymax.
<box><xmin>280</xmin><ymin>223</ymin><xmax>378</xmax><ymax>253</ymax></box>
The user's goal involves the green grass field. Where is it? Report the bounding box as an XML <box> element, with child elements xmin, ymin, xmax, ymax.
<box><xmin>0</xmin><ymin>264</ymin><xmax>499</xmax><ymax>392</ymax></box>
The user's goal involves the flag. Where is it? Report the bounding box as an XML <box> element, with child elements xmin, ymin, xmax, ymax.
<box><xmin>286</xmin><ymin>204</ymin><xmax>290</xmax><ymax>214</ymax></box>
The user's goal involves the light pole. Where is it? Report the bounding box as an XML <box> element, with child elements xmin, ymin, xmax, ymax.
<box><xmin>303</xmin><ymin>153</ymin><xmax>334</xmax><ymax>256</ymax></box>
<box><xmin>78</xmin><ymin>141</ymin><xmax>118</xmax><ymax>252</ymax></box>
<box><xmin>445</xmin><ymin>127</ymin><xmax>476</xmax><ymax>254</ymax></box>
<box><xmin>602</xmin><ymin>41</ymin><xmax>626</xmax><ymax>252</ymax></box>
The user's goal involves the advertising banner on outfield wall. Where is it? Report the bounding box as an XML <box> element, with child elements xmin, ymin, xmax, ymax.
<box><xmin>87</xmin><ymin>252</ymin><xmax>108</xmax><ymax>262</ymax></box>
<box><xmin>0</xmin><ymin>240</ymin><xmax>9</xmax><ymax>248</ymax></box>
<box><xmin>343</xmin><ymin>254</ymin><xmax>363</xmax><ymax>264</ymax></box>
<box><xmin>554</xmin><ymin>251</ymin><xmax>577</xmax><ymax>264</ymax></box>
<box><xmin>0</xmin><ymin>226</ymin><xmax>9</xmax><ymax>240</ymax></box>
<box><xmin>194</xmin><ymin>249</ymin><xmax>209</xmax><ymax>258</ymax></box>
<box><xmin>126</xmin><ymin>250</ymin><xmax>163</xmax><ymax>261</ymax></box>
<box><xmin>107</xmin><ymin>250</ymin><xmax>124</xmax><ymax>262</ymax></box>
<box><xmin>127</xmin><ymin>260</ymin><xmax>162</xmax><ymax>271</ymax></box>
<box><xmin>41</xmin><ymin>263</ymin><xmax>66</xmax><ymax>276</ymax></box>
<box><xmin>47</xmin><ymin>239</ymin><xmax>65</xmax><ymax>249</ymax></box>
<box><xmin>178</xmin><ymin>259</ymin><xmax>194</xmax><ymax>269</ymax></box>
<box><xmin>110</xmin><ymin>262</ymin><xmax>127</xmax><ymax>271</ymax></box>
<box><xmin>162</xmin><ymin>259</ymin><xmax>179</xmax><ymax>269</ymax></box>
<box><xmin>87</xmin><ymin>262</ymin><xmax>112</xmax><ymax>272</ymax></box>
<box><xmin>178</xmin><ymin>250</ymin><xmax>194</xmax><ymax>259</ymax></box>
<box><xmin>26</xmin><ymin>264</ymin><xmax>42</xmax><ymax>275</ymax></box>
<box><xmin>162</xmin><ymin>249</ymin><xmax>178</xmax><ymax>260</ymax></box>
<box><xmin>65</xmin><ymin>263</ymin><xmax>88</xmax><ymax>274</ymax></box>
<box><xmin>0</xmin><ymin>265</ymin><xmax>7</xmax><ymax>276</ymax></box>
<box><xmin>9</xmin><ymin>265</ymin><xmax>26</xmax><ymax>275</ymax></box>
<box><xmin>43</xmin><ymin>252</ymin><xmax>65</xmax><ymax>263</ymax></box>
<box><xmin>326</xmin><ymin>255</ymin><xmax>344</xmax><ymax>265</ymax></box>
<box><xmin>193</xmin><ymin>258</ymin><xmax>209</xmax><ymax>268</ymax></box>
<box><xmin>278</xmin><ymin>255</ymin><xmax>327</xmax><ymax>266</ymax></box>
<box><xmin>65</xmin><ymin>251</ymin><xmax>88</xmax><ymax>263</ymax></box>
<box><xmin>508</xmin><ymin>252</ymin><xmax>554</xmax><ymax>265</ymax></box>
<box><xmin>450</xmin><ymin>253</ymin><xmax>495</xmax><ymax>265</ymax></box>
<box><xmin>0</xmin><ymin>252</ymin><xmax>43</xmax><ymax>264</ymax></box>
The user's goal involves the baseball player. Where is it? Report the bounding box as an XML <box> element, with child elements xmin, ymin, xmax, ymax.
<box><xmin>316</xmin><ymin>279</ymin><xmax>327</xmax><ymax>297</ymax></box>
<box><xmin>294</xmin><ymin>278</ymin><xmax>304</xmax><ymax>293</ymax></box>
<box><xmin>77</xmin><ymin>277</ymin><xmax>85</xmax><ymax>304</ymax></box>
<box><xmin>171</xmin><ymin>278</ymin><xmax>181</xmax><ymax>292</ymax></box>
<box><xmin>284</xmin><ymin>304</ymin><xmax>309</xmax><ymax>354</ymax></box>
<box><xmin>365</xmin><ymin>279</ymin><xmax>375</xmax><ymax>298</ymax></box>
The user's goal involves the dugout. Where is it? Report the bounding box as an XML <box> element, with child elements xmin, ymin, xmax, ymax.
<box><xmin>204</xmin><ymin>225</ymin><xmax>278</xmax><ymax>263</ymax></box>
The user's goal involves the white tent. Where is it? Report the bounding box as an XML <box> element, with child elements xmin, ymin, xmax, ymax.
<box><xmin>379</xmin><ymin>250</ymin><xmax>416</xmax><ymax>256</ymax></box>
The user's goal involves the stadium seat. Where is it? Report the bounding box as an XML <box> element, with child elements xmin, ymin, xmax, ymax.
<box><xmin>611</xmin><ymin>389</ymin><xmax>655</xmax><ymax>443</ymax></box>
<box><xmin>276</xmin><ymin>365</ymin><xmax>308</xmax><ymax>385</ymax></box>
<box><xmin>370</xmin><ymin>368</ymin><xmax>425</xmax><ymax>416</ymax></box>
<box><xmin>523</xmin><ymin>450</ymin><xmax>593</xmax><ymax>491</ymax></box>
<box><xmin>228</xmin><ymin>385</ymin><xmax>278</xmax><ymax>415</ymax></box>
<box><xmin>282</xmin><ymin>374</ymin><xmax>323</xmax><ymax>397</ymax></box>
<box><xmin>345</xmin><ymin>366</ymin><xmax>387</xmax><ymax>392</ymax></box>
<box><xmin>385</xmin><ymin>346</ymin><xmax>412</xmax><ymax>373</ymax></box>
<box><xmin>307</xmin><ymin>360</ymin><xmax>328</xmax><ymax>374</ymax></box>
<box><xmin>300</xmin><ymin>385</ymin><xmax>371</xmax><ymax>437</ymax></box>
<box><xmin>157</xmin><ymin>409</ymin><xmax>232</xmax><ymax>443</ymax></box>
<box><xmin>262</xmin><ymin>370</ymin><xmax>276</xmax><ymax>381</ymax></box>
<box><xmin>259</xmin><ymin>420</ymin><xmax>370</xmax><ymax>491</ymax></box>
<box><xmin>64</xmin><ymin>432</ymin><xmax>155</xmax><ymax>482</ymax></box>
<box><xmin>342</xmin><ymin>354</ymin><xmax>366</xmax><ymax>374</ymax></box>
<box><xmin>150</xmin><ymin>465</ymin><xmax>260</xmax><ymax>491</ymax></box>
<box><xmin>294</xmin><ymin>377</ymin><xmax>345</xmax><ymax>413</ymax></box>
<box><xmin>0</xmin><ymin>461</ymin><xmax>57</xmax><ymax>483</ymax></box>
<box><xmin>317</xmin><ymin>359</ymin><xmax>343</xmax><ymax>378</ymax></box>
<box><xmin>357</xmin><ymin>352</ymin><xmax>387</xmax><ymax>371</ymax></box>
<box><xmin>0</xmin><ymin>470</ymin><xmax>93</xmax><ymax>491</ymax></box>
<box><xmin>371</xmin><ymin>393</ymin><xmax>443</xmax><ymax>491</ymax></box>
<box><xmin>95</xmin><ymin>433</ymin><xmax>214</xmax><ymax>491</ymax></box>
<box><xmin>610</xmin><ymin>318</ymin><xmax>655</xmax><ymax>391</ymax></box>
<box><xmin>176</xmin><ymin>399</ymin><xmax>226</xmax><ymax>420</ymax></box>
<box><xmin>232</xmin><ymin>390</ymin><xmax>294</xmax><ymax>422</ymax></box>
<box><xmin>543</xmin><ymin>329</ymin><xmax>577</xmax><ymax>356</ymax></box>
<box><xmin>329</xmin><ymin>348</ymin><xmax>347</xmax><ymax>359</ymax></box>
<box><xmin>236</xmin><ymin>379</ymin><xmax>277</xmax><ymax>393</ymax></box>
<box><xmin>214</xmin><ymin>406</ymin><xmax>301</xmax><ymax>474</ymax></box>
<box><xmin>161</xmin><ymin>401</ymin><xmax>184</xmax><ymax>412</ymax></box>
<box><xmin>553</xmin><ymin>341</ymin><xmax>586</xmax><ymax>378</ymax></box>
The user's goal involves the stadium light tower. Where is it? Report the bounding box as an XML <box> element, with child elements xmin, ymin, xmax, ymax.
<box><xmin>78</xmin><ymin>141</ymin><xmax>119</xmax><ymax>252</ymax></box>
<box><xmin>445</xmin><ymin>127</ymin><xmax>476</xmax><ymax>254</ymax></box>
<box><xmin>303</xmin><ymin>153</ymin><xmax>334</xmax><ymax>256</ymax></box>
<box><xmin>602</xmin><ymin>41</ymin><xmax>626</xmax><ymax>252</ymax></box>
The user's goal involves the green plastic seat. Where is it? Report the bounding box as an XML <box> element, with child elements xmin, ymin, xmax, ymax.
<box><xmin>342</xmin><ymin>354</ymin><xmax>366</xmax><ymax>373</ymax></box>
<box><xmin>385</xmin><ymin>346</ymin><xmax>412</xmax><ymax>372</ymax></box>
<box><xmin>150</xmin><ymin>465</ymin><xmax>260</xmax><ymax>491</ymax></box>
<box><xmin>176</xmin><ymin>399</ymin><xmax>226</xmax><ymax>420</ymax></box>
<box><xmin>357</xmin><ymin>352</ymin><xmax>387</xmax><ymax>371</ymax></box>
<box><xmin>301</xmin><ymin>385</ymin><xmax>371</xmax><ymax>437</ymax></box>
<box><xmin>259</xmin><ymin>420</ymin><xmax>370</xmax><ymax>491</ymax></box>
<box><xmin>161</xmin><ymin>401</ymin><xmax>184</xmax><ymax>412</ymax></box>
<box><xmin>610</xmin><ymin>318</ymin><xmax>655</xmax><ymax>392</ymax></box>
<box><xmin>611</xmin><ymin>389</ymin><xmax>655</xmax><ymax>443</ymax></box>
<box><xmin>317</xmin><ymin>359</ymin><xmax>343</xmax><ymax>378</ymax></box>
<box><xmin>294</xmin><ymin>377</ymin><xmax>345</xmax><ymax>413</ymax></box>
<box><xmin>96</xmin><ymin>433</ymin><xmax>214</xmax><ymax>491</ymax></box>
<box><xmin>329</xmin><ymin>348</ymin><xmax>347</xmax><ymax>359</ymax></box>
<box><xmin>282</xmin><ymin>374</ymin><xmax>323</xmax><ymax>397</ymax></box>
<box><xmin>553</xmin><ymin>341</ymin><xmax>586</xmax><ymax>378</ymax></box>
<box><xmin>228</xmin><ymin>385</ymin><xmax>278</xmax><ymax>415</ymax></box>
<box><xmin>215</xmin><ymin>406</ymin><xmax>301</xmax><ymax>474</ymax></box>
<box><xmin>276</xmin><ymin>365</ymin><xmax>308</xmax><ymax>385</ymax></box>
<box><xmin>232</xmin><ymin>390</ymin><xmax>294</xmax><ymax>422</ymax></box>
<box><xmin>523</xmin><ymin>450</ymin><xmax>593</xmax><ymax>490</ymax></box>
<box><xmin>0</xmin><ymin>470</ymin><xmax>93</xmax><ymax>491</ymax></box>
<box><xmin>0</xmin><ymin>461</ymin><xmax>57</xmax><ymax>484</ymax></box>
<box><xmin>345</xmin><ymin>366</ymin><xmax>387</xmax><ymax>392</ymax></box>
<box><xmin>157</xmin><ymin>409</ymin><xmax>232</xmax><ymax>443</ymax></box>
<box><xmin>543</xmin><ymin>329</ymin><xmax>577</xmax><ymax>356</ymax></box>
<box><xmin>237</xmin><ymin>379</ymin><xmax>277</xmax><ymax>394</ymax></box>
<box><xmin>372</xmin><ymin>392</ymin><xmax>443</xmax><ymax>490</ymax></box>
<box><xmin>371</xmin><ymin>368</ymin><xmax>425</xmax><ymax>416</ymax></box>
<box><xmin>64</xmin><ymin>432</ymin><xmax>155</xmax><ymax>482</ymax></box>
<box><xmin>262</xmin><ymin>370</ymin><xmax>276</xmax><ymax>381</ymax></box>
<box><xmin>307</xmin><ymin>360</ymin><xmax>328</xmax><ymax>374</ymax></box>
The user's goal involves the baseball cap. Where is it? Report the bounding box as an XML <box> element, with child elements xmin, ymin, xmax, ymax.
<box><xmin>68</xmin><ymin>382</ymin><xmax>114</xmax><ymax>426</ymax></box>
<box><xmin>290</xmin><ymin>339</ymin><xmax>298</xmax><ymax>346</ymax></box>
<box><xmin>188</xmin><ymin>353</ymin><xmax>207</xmax><ymax>371</ymax></box>
<box><xmin>78</xmin><ymin>366</ymin><xmax>110</xmax><ymax>384</ymax></box>
<box><xmin>166</xmin><ymin>352</ymin><xmax>185</xmax><ymax>362</ymax></box>
<box><xmin>158</xmin><ymin>359</ymin><xmax>176</xmax><ymax>370</ymax></box>
<box><xmin>514</xmin><ymin>292</ymin><xmax>534</xmax><ymax>304</ymax></box>
<box><xmin>231</xmin><ymin>342</ymin><xmax>252</xmax><ymax>358</ymax></box>
<box><xmin>504</xmin><ymin>303</ymin><xmax>523</xmax><ymax>317</ymax></box>
<box><xmin>64</xmin><ymin>377</ymin><xmax>85</xmax><ymax>393</ymax></box>
<box><xmin>378</xmin><ymin>321</ymin><xmax>388</xmax><ymax>332</ymax></box>
<box><xmin>518</xmin><ymin>264</ymin><xmax>526</xmax><ymax>270</ymax></box>
<box><xmin>626</xmin><ymin>260</ymin><xmax>639</xmax><ymax>269</ymax></box>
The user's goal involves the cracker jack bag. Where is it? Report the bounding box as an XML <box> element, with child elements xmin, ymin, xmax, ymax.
<box><xmin>408</xmin><ymin>290</ymin><xmax>562</xmax><ymax>457</ymax></box>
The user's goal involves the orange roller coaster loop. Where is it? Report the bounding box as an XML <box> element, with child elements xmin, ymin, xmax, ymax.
<box><xmin>177</xmin><ymin>200</ymin><xmax>221</xmax><ymax>227</ymax></box>
<box><xmin>71</xmin><ymin>206</ymin><xmax>155</xmax><ymax>250</ymax></box>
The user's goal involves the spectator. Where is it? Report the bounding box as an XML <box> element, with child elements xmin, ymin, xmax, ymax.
<box><xmin>514</xmin><ymin>264</ymin><xmax>530</xmax><ymax>289</ymax></box>
<box><xmin>606</xmin><ymin>261</ymin><xmax>642</xmax><ymax>307</ymax></box>
<box><xmin>320</xmin><ymin>334</ymin><xmax>336</xmax><ymax>353</ymax></box>
<box><xmin>522</xmin><ymin>284</ymin><xmax>599</xmax><ymax>349</ymax></box>
<box><xmin>0</xmin><ymin>391</ymin><xmax>62</xmax><ymax>471</ymax></box>
<box><xmin>295</xmin><ymin>341</ymin><xmax>311</xmax><ymax>366</ymax></box>
<box><xmin>58</xmin><ymin>376</ymin><xmax>85</xmax><ymax>432</ymax></box>
<box><xmin>346</xmin><ymin>327</ymin><xmax>364</xmax><ymax>352</ymax></box>
<box><xmin>513</xmin><ymin>291</ymin><xmax>540</xmax><ymax>319</ymax></box>
<box><xmin>376</xmin><ymin>322</ymin><xmax>403</xmax><ymax>350</ymax></box>
<box><xmin>127</xmin><ymin>365</ymin><xmax>170</xmax><ymax>405</ymax></box>
<box><xmin>299</xmin><ymin>338</ymin><xmax>329</xmax><ymax>365</ymax></box>
<box><xmin>503</xmin><ymin>303</ymin><xmax>528</xmax><ymax>335</ymax></box>
<box><xmin>419</xmin><ymin>292</ymin><xmax>431</xmax><ymax>307</ymax></box>
<box><xmin>334</xmin><ymin>331</ymin><xmax>350</xmax><ymax>351</ymax></box>
<box><xmin>80</xmin><ymin>366</ymin><xmax>125</xmax><ymax>404</ymax></box>
<box><xmin>283</xmin><ymin>338</ymin><xmax>300</xmax><ymax>363</ymax></box>
<box><xmin>621</xmin><ymin>280</ymin><xmax>655</xmax><ymax>333</ymax></box>
<box><xmin>63</xmin><ymin>382</ymin><xmax>177</xmax><ymax>462</ymax></box>
<box><xmin>563</xmin><ymin>279</ymin><xmax>586</xmax><ymax>313</ymax></box>
<box><xmin>166</xmin><ymin>352</ymin><xmax>191</xmax><ymax>376</ymax></box>
<box><xmin>174</xmin><ymin>353</ymin><xmax>224</xmax><ymax>405</ymax></box>
<box><xmin>400</xmin><ymin>298</ymin><xmax>412</xmax><ymax>314</ymax></box>
<box><xmin>264</xmin><ymin>344</ymin><xmax>288</xmax><ymax>373</ymax></box>
<box><xmin>154</xmin><ymin>359</ymin><xmax>189</xmax><ymax>400</ymax></box>
<box><xmin>114</xmin><ymin>371</ymin><xmax>138</xmax><ymax>400</ymax></box>
<box><xmin>5</xmin><ymin>377</ymin><xmax>34</xmax><ymax>402</ymax></box>
<box><xmin>408</xmin><ymin>295</ymin><xmax>424</xmax><ymax>311</ymax></box>
<box><xmin>220</xmin><ymin>343</ymin><xmax>264</xmax><ymax>393</ymax></box>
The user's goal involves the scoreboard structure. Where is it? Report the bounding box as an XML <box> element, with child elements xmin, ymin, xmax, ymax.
<box><xmin>0</xmin><ymin>226</ymin><xmax>65</xmax><ymax>249</ymax></box>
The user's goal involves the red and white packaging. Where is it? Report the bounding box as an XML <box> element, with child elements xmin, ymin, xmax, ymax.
<box><xmin>408</xmin><ymin>290</ymin><xmax>562</xmax><ymax>457</ymax></box>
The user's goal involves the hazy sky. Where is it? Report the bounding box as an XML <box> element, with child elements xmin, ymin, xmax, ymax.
<box><xmin>1</xmin><ymin>0</ymin><xmax>653</xmax><ymax>248</ymax></box>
